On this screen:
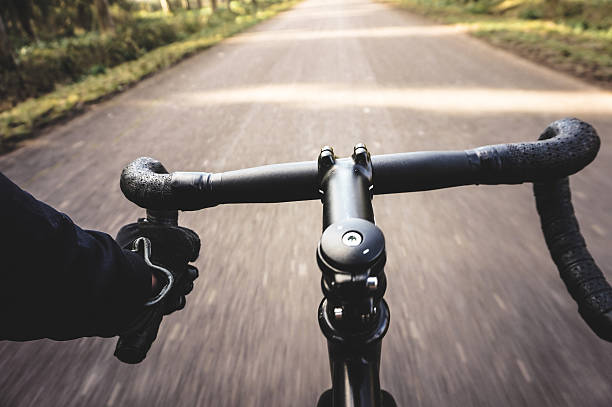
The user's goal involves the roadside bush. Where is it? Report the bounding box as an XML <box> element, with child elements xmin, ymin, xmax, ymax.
<box><xmin>559</xmin><ymin>1</ymin><xmax>584</xmax><ymax>18</ymax></box>
<box><xmin>1</xmin><ymin>9</ymin><xmax>213</xmax><ymax>111</ymax></box>
<box><xmin>519</xmin><ymin>7</ymin><xmax>542</xmax><ymax>20</ymax></box>
<box><xmin>466</xmin><ymin>1</ymin><xmax>495</xmax><ymax>15</ymax></box>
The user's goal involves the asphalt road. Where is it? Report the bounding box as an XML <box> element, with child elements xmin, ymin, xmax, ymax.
<box><xmin>1</xmin><ymin>0</ymin><xmax>612</xmax><ymax>405</ymax></box>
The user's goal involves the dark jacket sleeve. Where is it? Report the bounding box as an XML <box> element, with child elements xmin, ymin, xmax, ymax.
<box><xmin>0</xmin><ymin>172</ymin><xmax>152</xmax><ymax>341</ymax></box>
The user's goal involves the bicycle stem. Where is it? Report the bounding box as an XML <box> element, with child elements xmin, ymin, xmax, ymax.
<box><xmin>316</xmin><ymin>144</ymin><xmax>394</xmax><ymax>407</ymax></box>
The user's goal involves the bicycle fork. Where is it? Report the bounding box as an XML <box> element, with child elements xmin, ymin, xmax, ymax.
<box><xmin>316</xmin><ymin>145</ymin><xmax>397</xmax><ymax>407</ymax></box>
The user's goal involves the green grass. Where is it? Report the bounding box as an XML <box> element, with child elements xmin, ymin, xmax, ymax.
<box><xmin>383</xmin><ymin>0</ymin><xmax>612</xmax><ymax>88</ymax></box>
<box><xmin>0</xmin><ymin>0</ymin><xmax>299</xmax><ymax>152</ymax></box>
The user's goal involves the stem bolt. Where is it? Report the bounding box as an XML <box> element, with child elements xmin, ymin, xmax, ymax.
<box><xmin>342</xmin><ymin>231</ymin><xmax>362</xmax><ymax>247</ymax></box>
<box><xmin>333</xmin><ymin>307</ymin><xmax>343</xmax><ymax>320</ymax></box>
<box><xmin>352</xmin><ymin>143</ymin><xmax>369</xmax><ymax>166</ymax></box>
<box><xmin>361</xmin><ymin>306</ymin><xmax>378</xmax><ymax>322</ymax></box>
<box><xmin>366</xmin><ymin>276</ymin><xmax>378</xmax><ymax>290</ymax></box>
<box><xmin>318</xmin><ymin>146</ymin><xmax>336</xmax><ymax>171</ymax></box>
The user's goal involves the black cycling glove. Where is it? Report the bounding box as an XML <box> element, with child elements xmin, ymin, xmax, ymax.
<box><xmin>114</xmin><ymin>218</ymin><xmax>200</xmax><ymax>363</ymax></box>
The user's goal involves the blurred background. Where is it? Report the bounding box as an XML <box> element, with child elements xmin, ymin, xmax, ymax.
<box><xmin>1</xmin><ymin>0</ymin><xmax>611</xmax><ymax>405</ymax></box>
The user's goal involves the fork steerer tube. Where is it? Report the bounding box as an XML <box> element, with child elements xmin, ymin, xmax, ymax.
<box><xmin>317</xmin><ymin>145</ymin><xmax>391</xmax><ymax>407</ymax></box>
<box><xmin>319</xmin><ymin>299</ymin><xmax>390</xmax><ymax>407</ymax></box>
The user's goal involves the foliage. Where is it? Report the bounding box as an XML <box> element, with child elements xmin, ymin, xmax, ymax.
<box><xmin>0</xmin><ymin>0</ymin><xmax>254</xmax><ymax>109</ymax></box>
<box><xmin>400</xmin><ymin>0</ymin><xmax>612</xmax><ymax>28</ymax></box>
<box><xmin>0</xmin><ymin>0</ymin><xmax>299</xmax><ymax>151</ymax></box>
<box><xmin>518</xmin><ymin>7</ymin><xmax>543</xmax><ymax>20</ymax></box>
<box><xmin>385</xmin><ymin>0</ymin><xmax>612</xmax><ymax>88</ymax></box>
<box><xmin>1</xmin><ymin>8</ymin><xmax>216</xmax><ymax>111</ymax></box>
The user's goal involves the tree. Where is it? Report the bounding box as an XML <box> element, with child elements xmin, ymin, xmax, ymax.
<box><xmin>95</xmin><ymin>0</ymin><xmax>115</xmax><ymax>31</ymax></box>
<box><xmin>76</xmin><ymin>0</ymin><xmax>94</xmax><ymax>31</ymax></box>
<box><xmin>181</xmin><ymin>0</ymin><xmax>191</xmax><ymax>9</ymax></box>
<box><xmin>211</xmin><ymin>0</ymin><xmax>217</xmax><ymax>11</ymax></box>
<box><xmin>0</xmin><ymin>13</ymin><xmax>17</xmax><ymax>71</ymax></box>
<box><xmin>160</xmin><ymin>0</ymin><xmax>172</xmax><ymax>13</ymax></box>
<box><xmin>0</xmin><ymin>11</ymin><xmax>24</xmax><ymax>108</ymax></box>
<box><xmin>5</xmin><ymin>0</ymin><xmax>36</xmax><ymax>40</ymax></box>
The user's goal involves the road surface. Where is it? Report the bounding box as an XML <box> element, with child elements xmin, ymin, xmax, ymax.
<box><xmin>1</xmin><ymin>0</ymin><xmax>612</xmax><ymax>405</ymax></box>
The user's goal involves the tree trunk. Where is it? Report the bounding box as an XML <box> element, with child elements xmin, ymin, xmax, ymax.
<box><xmin>0</xmin><ymin>13</ymin><xmax>17</xmax><ymax>70</ymax></box>
<box><xmin>196</xmin><ymin>0</ymin><xmax>203</xmax><ymax>8</ymax></box>
<box><xmin>76</xmin><ymin>0</ymin><xmax>93</xmax><ymax>30</ymax></box>
<box><xmin>211</xmin><ymin>0</ymin><xmax>217</xmax><ymax>11</ymax></box>
<box><xmin>181</xmin><ymin>0</ymin><xmax>191</xmax><ymax>9</ymax></box>
<box><xmin>0</xmin><ymin>12</ymin><xmax>24</xmax><ymax>106</ymax></box>
<box><xmin>11</xmin><ymin>0</ymin><xmax>36</xmax><ymax>40</ymax></box>
<box><xmin>95</xmin><ymin>0</ymin><xmax>114</xmax><ymax>32</ymax></box>
<box><xmin>160</xmin><ymin>0</ymin><xmax>172</xmax><ymax>13</ymax></box>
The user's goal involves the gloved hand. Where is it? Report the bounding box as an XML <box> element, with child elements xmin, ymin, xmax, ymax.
<box><xmin>113</xmin><ymin>218</ymin><xmax>200</xmax><ymax>363</ymax></box>
<box><xmin>117</xmin><ymin>219</ymin><xmax>200</xmax><ymax>313</ymax></box>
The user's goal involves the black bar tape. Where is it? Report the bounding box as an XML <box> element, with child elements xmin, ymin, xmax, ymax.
<box><xmin>120</xmin><ymin>157</ymin><xmax>214</xmax><ymax>210</ymax></box>
<box><xmin>475</xmin><ymin>118</ymin><xmax>600</xmax><ymax>183</ymax></box>
<box><xmin>534</xmin><ymin>178</ymin><xmax>612</xmax><ymax>342</ymax></box>
<box><xmin>120</xmin><ymin>157</ymin><xmax>173</xmax><ymax>209</ymax></box>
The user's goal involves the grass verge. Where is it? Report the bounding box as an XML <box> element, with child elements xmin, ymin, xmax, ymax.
<box><xmin>382</xmin><ymin>0</ymin><xmax>612</xmax><ymax>89</ymax></box>
<box><xmin>0</xmin><ymin>0</ymin><xmax>299</xmax><ymax>152</ymax></box>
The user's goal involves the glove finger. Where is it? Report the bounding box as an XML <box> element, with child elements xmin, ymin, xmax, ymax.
<box><xmin>164</xmin><ymin>295</ymin><xmax>186</xmax><ymax>315</ymax></box>
<box><xmin>179</xmin><ymin>227</ymin><xmax>201</xmax><ymax>262</ymax></box>
<box><xmin>116</xmin><ymin>223</ymin><xmax>144</xmax><ymax>248</ymax></box>
<box><xmin>182</xmin><ymin>281</ymin><xmax>194</xmax><ymax>296</ymax></box>
<box><xmin>169</xmin><ymin>265</ymin><xmax>197</xmax><ymax>294</ymax></box>
<box><xmin>128</xmin><ymin>222</ymin><xmax>200</xmax><ymax>263</ymax></box>
<box><xmin>176</xmin><ymin>296</ymin><xmax>186</xmax><ymax>311</ymax></box>
<box><xmin>186</xmin><ymin>265</ymin><xmax>199</xmax><ymax>281</ymax></box>
<box><xmin>164</xmin><ymin>296</ymin><xmax>180</xmax><ymax>315</ymax></box>
<box><xmin>174</xmin><ymin>266</ymin><xmax>197</xmax><ymax>295</ymax></box>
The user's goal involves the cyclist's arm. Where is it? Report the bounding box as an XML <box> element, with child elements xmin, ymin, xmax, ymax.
<box><xmin>0</xmin><ymin>172</ymin><xmax>153</xmax><ymax>341</ymax></box>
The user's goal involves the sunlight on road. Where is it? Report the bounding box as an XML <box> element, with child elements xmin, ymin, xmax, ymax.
<box><xmin>281</xmin><ymin>3</ymin><xmax>382</xmax><ymax>19</ymax></box>
<box><xmin>226</xmin><ymin>25</ymin><xmax>469</xmax><ymax>44</ymax></box>
<box><xmin>171</xmin><ymin>84</ymin><xmax>612</xmax><ymax>115</ymax></box>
